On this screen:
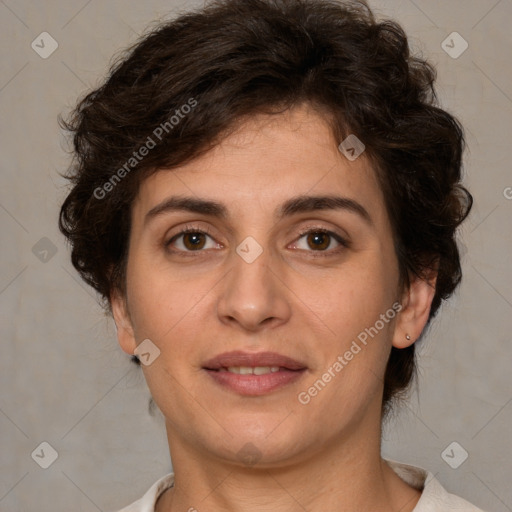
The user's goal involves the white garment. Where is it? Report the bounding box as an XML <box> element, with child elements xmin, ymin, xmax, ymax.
<box><xmin>112</xmin><ymin>459</ymin><xmax>486</xmax><ymax>511</ymax></box>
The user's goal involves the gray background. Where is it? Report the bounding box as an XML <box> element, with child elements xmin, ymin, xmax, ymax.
<box><xmin>1</xmin><ymin>0</ymin><xmax>511</xmax><ymax>511</ymax></box>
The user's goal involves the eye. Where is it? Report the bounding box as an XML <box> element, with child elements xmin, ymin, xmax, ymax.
<box><xmin>291</xmin><ymin>227</ymin><xmax>350</xmax><ymax>256</ymax></box>
<box><xmin>165</xmin><ymin>225</ymin><xmax>350</xmax><ymax>256</ymax></box>
<box><xmin>165</xmin><ymin>225</ymin><xmax>220</xmax><ymax>253</ymax></box>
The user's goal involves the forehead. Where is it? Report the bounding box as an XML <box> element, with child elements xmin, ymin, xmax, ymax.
<box><xmin>131</xmin><ymin>105</ymin><xmax>387</xmax><ymax>227</ymax></box>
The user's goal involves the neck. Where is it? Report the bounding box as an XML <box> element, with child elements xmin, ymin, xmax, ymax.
<box><xmin>156</xmin><ymin>408</ymin><xmax>421</xmax><ymax>512</ymax></box>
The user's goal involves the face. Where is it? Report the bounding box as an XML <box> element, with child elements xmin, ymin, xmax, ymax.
<box><xmin>112</xmin><ymin>104</ymin><xmax>431</xmax><ymax>468</ymax></box>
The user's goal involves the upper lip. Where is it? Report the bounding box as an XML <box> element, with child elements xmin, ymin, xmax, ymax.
<box><xmin>202</xmin><ymin>351</ymin><xmax>307</xmax><ymax>371</ymax></box>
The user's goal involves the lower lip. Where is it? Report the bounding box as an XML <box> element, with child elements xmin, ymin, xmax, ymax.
<box><xmin>204</xmin><ymin>368</ymin><xmax>306</xmax><ymax>396</ymax></box>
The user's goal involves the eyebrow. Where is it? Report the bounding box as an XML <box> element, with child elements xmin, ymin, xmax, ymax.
<box><xmin>144</xmin><ymin>194</ymin><xmax>373</xmax><ymax>227</ymax></box>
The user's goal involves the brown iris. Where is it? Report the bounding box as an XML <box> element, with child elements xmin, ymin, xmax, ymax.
<box><xmin>306</xmin><ymin>232</ymin><xmax>330</xmax><ymax>251</ymax></box>
<box><xmin>183</xmin><ymin>232</ymin><xmax>207</xmax><ymax>250</ymax></box>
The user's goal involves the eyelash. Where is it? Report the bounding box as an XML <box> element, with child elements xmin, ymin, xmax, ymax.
<box><xmin>165</xmin><ymin>224</ymin><xmax>350</xmax><ymax>257</ymax></box>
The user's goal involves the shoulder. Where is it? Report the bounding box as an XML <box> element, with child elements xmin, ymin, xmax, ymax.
<box><xmin>110</xmin><ymin>473</ymin><xmax>175</xmax><ymax>512</ymax></box>
<box><xmin>385</xmin><ymin>459</ymin><xmax>487</xmax><ymax>512</ymax></box>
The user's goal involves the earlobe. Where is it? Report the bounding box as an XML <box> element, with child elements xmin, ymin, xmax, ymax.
<box><xmin>392</xmin><ymin>269</ymin><xmax>437</xmax><ymax>349</ymax></box>
<box><xmin>110</xmin><ymin>290</ymin><xmax>137</xmax><ymax>356</ymax></box>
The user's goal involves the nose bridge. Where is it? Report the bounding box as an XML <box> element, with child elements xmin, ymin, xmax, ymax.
<box><xmin>216</xmin><ymin>234</ymin><xmax>291</xmax><ymax>330</ymax></box>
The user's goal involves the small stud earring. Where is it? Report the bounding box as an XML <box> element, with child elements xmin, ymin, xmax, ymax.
<box><xmin>405</xmin><ymin>334</ymin><xmax>411</xmax><ymax>340</ymax></box>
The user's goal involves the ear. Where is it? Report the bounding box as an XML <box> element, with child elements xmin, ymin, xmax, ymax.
<box><xmin>392</xmin><ymin>266</ymin><xmax>438</xmax><ymax>349</ymax></box>
<box><xmin>110</xmin><ymin>289</ymin><xmax>137</xmax><ymax>356</ymax></box>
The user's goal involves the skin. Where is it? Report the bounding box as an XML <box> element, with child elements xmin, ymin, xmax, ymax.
<box><xmin>111</xmin><ymin>103</ymin><xmax>436</xmax><ymax>512</ymax></box>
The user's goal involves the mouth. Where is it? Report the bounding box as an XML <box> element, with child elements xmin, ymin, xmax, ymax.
<box><xmin>202</xmin><ymin>351</ymin><xmax>307</xmax><ymax>396</ymax></box>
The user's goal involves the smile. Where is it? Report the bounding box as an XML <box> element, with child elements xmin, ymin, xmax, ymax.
<box><xmin>220</xmin><ymin>366</ymin><xmax>281</xmax><ymax>374</ymax></box>
<box><xmin>204</xmin><ymin>366</ymin><xmax>306</xmax><ymax>396</ymax></box>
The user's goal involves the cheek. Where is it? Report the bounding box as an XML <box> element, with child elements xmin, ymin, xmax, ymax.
<box><xmin>310</xmin><ymin>250</ymin><xmax>398</xmax><ymax>390</ymax></box>
<box><xmin>306</xmin><ymin>283</ymin><xmax>397</xmax><ymax>422</ymax></box>
<box><xmin>125</xmin><ymin>254</ymin><xmax>221</xmax><ymax>375</ymax></box>
<box><xmin>124</xmin><ymin>252</ymin><xmax>181</xmax><ymax>340</ymax></box>
<box><xmin>324</xmin><ymin>251</ymin><xmax>397</xmax><ymax>325</ymax></box>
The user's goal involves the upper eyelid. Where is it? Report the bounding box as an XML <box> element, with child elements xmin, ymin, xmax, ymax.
<box><xmin>167</xmin><ymin>223</ymin><xmax>345</xmax><ymax>239</ymax></box>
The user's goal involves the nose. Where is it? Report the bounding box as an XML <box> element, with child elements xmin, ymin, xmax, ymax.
<box><xmin>216</xmin><ymin>243</ymin><xmax>292</xmax><ymax>332</ymax></box>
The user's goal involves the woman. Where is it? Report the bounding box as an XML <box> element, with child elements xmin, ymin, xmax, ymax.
<box><xmin>58</xmin><ymin>0</ymin><xmax>484</xmax><ymax>510</ymax></box>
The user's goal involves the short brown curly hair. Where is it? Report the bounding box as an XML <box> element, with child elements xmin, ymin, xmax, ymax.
<box><xmin>58</xmin><ymin>0</ymin><xmax>472</xmax><ymax>417</ymax></box>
